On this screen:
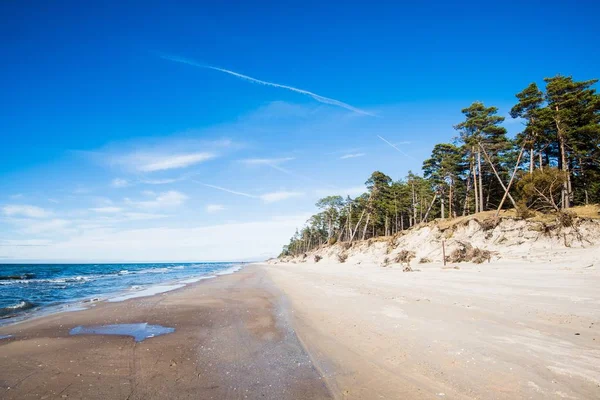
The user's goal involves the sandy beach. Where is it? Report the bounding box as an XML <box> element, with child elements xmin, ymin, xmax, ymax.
<box><xmin>0</xmin><ymin>268</ymin><xmax>331</xmax><ymax>400</ymax></box>
<box><xmin>265</xmin><ymin>253</ymin><xmax>600</xmax><ymax>399</ymax></box>
<box><xmin>1</xmin><ymin>256</ymin><xmax>599</xmax><ymax>399</ymax></box>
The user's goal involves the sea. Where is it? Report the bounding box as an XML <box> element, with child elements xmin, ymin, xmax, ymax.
<box><xmin>0</xmin><ymin>262</ymin><xmax>243</xmax><ymax>325</ymax></box>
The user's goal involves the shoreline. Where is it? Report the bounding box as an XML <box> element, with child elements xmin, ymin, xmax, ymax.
<box><xmin>0</xmin><ymin>265</ymin><xmax>332</xmax><ymax>399</ymax></box>
<box><xmin>0</xmin><ymin>263</ymin><xmax>245</xmax><ymax>328</ymax></box>
<box><xmin>2</xmin><ymin>257</ymin><xmax>599</xmax><ymax>399</ymax></box>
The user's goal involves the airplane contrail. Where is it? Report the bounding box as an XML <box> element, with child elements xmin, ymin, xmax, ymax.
<box><xmin>194</xmin><ymin>181</ymin><xmax>258</xmax><ymax>199</ymax></box>
<box><xmin>159</xmin><ymin>54</ymin><xmax>375</xmax><ymax>116</ymax></box>
<box><xmin>377</xmin><ymin>135</ymin><xmax>415</xmax><ymax>160</ymax></box>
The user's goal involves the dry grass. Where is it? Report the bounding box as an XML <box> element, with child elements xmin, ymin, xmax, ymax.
<box><xmin>449</xmin><ymin>242</ymin><xmax>492</xmax><ymax>264</ymax></box>
<box><xmin>395</xmin><ymin>250</ymin><xmax>416</xmax><ymax>265</ymax></box>
<box><xmin>572</xmin><ymin>204</ymin><xmax>600</xmax><ymax>219</ymax></box>
<box><xmin>337</xmin><ymin>253</ymin><xmax>348</xmax><ymax>263</ymax></box>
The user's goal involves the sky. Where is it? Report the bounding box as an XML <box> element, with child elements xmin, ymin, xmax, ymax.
<box><xmin>1</xmin><ymin>1</ymin><xmax>599</xmax><ymax>262</ymax></box>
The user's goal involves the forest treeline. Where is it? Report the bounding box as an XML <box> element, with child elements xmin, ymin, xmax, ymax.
<box><xmin>280</xmin><ymin>75</ymin><xmax>600</xmax><ymax>257</ymax></box>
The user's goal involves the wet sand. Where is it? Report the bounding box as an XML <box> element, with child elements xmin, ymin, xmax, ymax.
<box><xmin>0</xmin><ymin>267</ymin><xmax>332</xmax><ymax>400</ymax></box>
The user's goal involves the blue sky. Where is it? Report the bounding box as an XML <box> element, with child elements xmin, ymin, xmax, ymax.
<box><xmin>1</xmin><ymin>1</ymin><xmax>598</xmax><ymax>262</ymax></box>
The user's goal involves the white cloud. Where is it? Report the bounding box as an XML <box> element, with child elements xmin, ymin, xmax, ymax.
<box><xmin>160</xmin><ymin>54</ymin><xmax>375</xmax><ymax>116</ymax></box>
<box><xmin>126</xmin><ymin>190</ymin><xmax>188</xmax><ymax>210</ymax></box>
<box><xmin>20</xmin><ymin>219</ymin><xmax>71</xmax><ymax>234</ymax></box>
<box><xmin>240</xmin><ymin>157</ymin><xmax>294</xmax><ymax>166</ymax></box>
<box><xmin>90</xmin><ymin>207</ymin><xmax>123</xmax><ymax>214</ymax></box>
<box><xmin>141</xmin><ymin>178</ymin><xmax>181</xmax><ymax>185</ymax></box>
<box><xmin>260</xmin><ymin>191</ymin><xmax>303</xmax><ymax>203</ymax></box>
<box><xmin>111</xmin><ymin>178</ymin><xmax>129</xmax><ymax>188</ymax></box>
<box><xmin>205</xmin><ymin>204</ymin><xmax>225</xmax><ymax>213</ymax></box>
<box><xmin>340</xmin><ymin>153</ymin><xmax>365</xmax><ymax>159</ymax></box>
<box><xmin>1</xmin><ymin>214</ymin><xmax>310</xmax><ymax>262</ymax></box>
<box><xmin>134</xmin><ymin>152</ymin><xmax>216</xmax><ymax>172</ymax></box>
<box><xmin>199</xmin><ymin>182</ymin><xmax>303</xmax><ymax>204</ymax></box>
<box><xmin>123</xmin><ymin>212</ymin><xmax>169</xmax><ymax>221</ymax></box>
<box><xmin>2</xmin><ymin>204</ymin><xmax>53</xmax><ymax>218</ymax></box>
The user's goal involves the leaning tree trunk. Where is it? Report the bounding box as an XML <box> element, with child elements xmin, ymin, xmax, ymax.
<box><xmin>361</xmin><ymin>213</ymin><xmax>370</xmax><ymax>241</ymax></box>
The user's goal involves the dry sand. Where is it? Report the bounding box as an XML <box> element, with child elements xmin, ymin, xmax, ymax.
<box><xmin>263</xmin><ymin>252</ymin><xmax>600</xmax><ymax>399</ymax></box>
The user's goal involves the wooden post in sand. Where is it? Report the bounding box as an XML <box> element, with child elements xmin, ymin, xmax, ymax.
<box><xmin>442</xmin><ymin>239</ymin><xmax>446</xmax><ymax>266</ymax></box>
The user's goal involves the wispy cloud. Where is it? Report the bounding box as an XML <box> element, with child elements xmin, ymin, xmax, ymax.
<box><xmin>111</xmin><ymin>178</ymin><xmax>129</xmax><ymax>188</ymax></box>
<box><xmin>198</xmin><ymin>182</ymin><xmax>257</xmax><ymax>199</ymax></box>
<box><xmin>123</xmin><ymin>212</ymin><xmax>169</xmax><ymax>221</ymax></box>
<box><xmin>140</xmin><ymin>178</ymin><xmax>183</xmax><ymax>185</ymax></box>
<box><xmin>90</xmin><ymin>207</ymin><xmax>123</xmax><ymax>214</ymax></box>
<box><xmin>377</xmin><ymin>135</ymin><xmax>415</xmax><ymax>160</ymax></box>
<box><xmin>205</xmin><ymin>204</ymin><xmax>225</xmax><ymax>213</ymax></box>
<box><xmin>160</xmin><ymin>54</ymin><xmax>375</xmax><ymax>116</ymax></box>
<box><xmin>134</xmin><ymin>152</ymin><xmax>216</xmax><ymax>172</ymax></box>
<box><xmin>2</xmin><ymin>204</ymin><xmax>53</xmax><ymax>219</ymax></box>
<box><xmin>20</xmin><ymin>219</ymin><xmax>71</xmax><ymax>235</ymax></box>
<box><xmin>259</xmin><ymin>191</ymin><xmax>303</xmax><ymax>203</ymax></box>
<box><xmin>198</xmin><ymin>182</ymin><xmax>303</xmax><ymax>203</ymax></box>
<box><xmin>239</xmin><ymin>157</ymin><xmax>295</xmax><ymax>166</ymax></box>
<box><xmin>126</xmin><ymin>190</ymin><xmax>188</xmax><ymax>209</ymax></box>
<box><xmin>340</xmin><ymin>153</ymin><xmax>365</xmax><ymax>159</ymax></box>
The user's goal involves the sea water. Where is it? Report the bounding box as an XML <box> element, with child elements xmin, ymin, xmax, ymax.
<box><xmin>0</xmin><ymin>262</ymin><xmax>243</xmax><ymax>325</ymax></box>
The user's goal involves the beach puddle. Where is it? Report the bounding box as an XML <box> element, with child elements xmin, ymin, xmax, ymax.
<box><xmin>0</xmin><ymin>334</ymin><xmax>13</xmax><ymax>340</ymax></box>
<box><xmin>69</xmin><ymin>323</ymin><xmax>174</xmax><ymax>342</ymax></box>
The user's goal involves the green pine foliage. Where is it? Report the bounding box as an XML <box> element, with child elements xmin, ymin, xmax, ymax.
<box><xmin>279</xmin><ymin>75</ymin><xmax>600</xmax><ymax>257</ymax></box>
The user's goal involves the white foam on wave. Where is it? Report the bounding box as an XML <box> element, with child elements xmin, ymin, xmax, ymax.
<box><xmin>107</xmin><ymin>284</ymin><xmax>185</xmax><ymax>302</ymax></box>
<box><xmin>180</xmin><ymin>275</ymin><xmax>217</xmax><ymax>284</ymax></box>
<box><xmin>215</xmin><ymin>264</ymin><xmax>243</xmax><ymax>276</ymax></box>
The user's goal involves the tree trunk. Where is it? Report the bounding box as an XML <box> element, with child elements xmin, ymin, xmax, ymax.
<box><xmin>472</xmin><ymin>152</ymin><xmax>479</xmax><ymax>214</ymax></box>
<box><xmin>361</xmin><ymin>213</ymin><xmax>370</xmax><ymax>241</ymax></box>
<box><xmin>448</xmin><ymin>179</ymin><xmax>453</xmax><ymax>219</ymax></box>
<box><xmin>411</xmin><ymin>182</ymin><xmax>417</xmax><ymax>226</ymax></box>
<box><xmin>529</xmin><ymin>148</ymin><xmax>534</xmax><ymax>175</ymax></box>
<box><xmin>463</xmin><ymin>166</ymin><xmax>472</xmax><ymax>216</ymax></box>
<box><xmin>496</xmin><ymin>145</ymin><xmax>524</xmax><ymax>216</ymax></box>
<box><xmin>440</xmin><ymin>193</ymin><xmax>445</xmax><ymax>219</ymax></box>
<box><xmin>477</xmin><ymin>150</ymin><xmax>484</xmax><ymax>212</ymax></box>
<box><xmin>479</xmin><ymin>143</ymin><xmax>519</xmax><ymax>209</ymax></box>
<box><xmin>555</xmin><ymin>106</ymin><xmax>570</xmax><ymax>209</ymax></box>
<box><xmin>423</xmin><ymin>193</ymin><xmax>438</xmax><ymax>222</ymax></box>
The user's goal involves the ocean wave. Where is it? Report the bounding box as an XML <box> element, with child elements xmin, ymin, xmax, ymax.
<box><xmin>0</xmin><ymin>300</ymin><xmax>36</xmax><ymax>317</ymax></box>
<box><xmin>0</xmin><ymin>273</ymin><xmax>36</xmax><ymax>281</ymax></box>
<box><xmin>0</xmin><ymin>266</ymin><xmax>189</xmax><ymax>286</ymax></box>
<box><xmin>0</xmin><ymin>275</ymin><xmax>96</xmax><ymax>286</ymax></box>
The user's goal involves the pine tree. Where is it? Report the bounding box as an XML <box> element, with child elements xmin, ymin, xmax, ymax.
<box><xmin>454</xmin><ymin>102</ymin><xmax>509</xmax><ymax>212</ymax></box>
<box><xmin>544</xmin><ymin>75</ymin><xmax>600</xmax><ymax>208</ymax></box>
<box><xmin>510</xmin><ymin>83</ymin><xmax>545</xmax><ymax>174</ymax></box>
